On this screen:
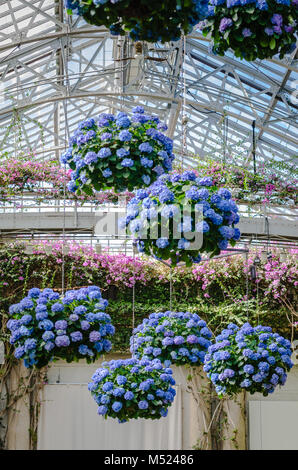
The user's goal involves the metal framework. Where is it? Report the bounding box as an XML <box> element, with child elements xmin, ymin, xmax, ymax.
<box><xmin>0</xmin><ymin>0</ymin><xmax>297</xmax><ymax>173</ymax></box>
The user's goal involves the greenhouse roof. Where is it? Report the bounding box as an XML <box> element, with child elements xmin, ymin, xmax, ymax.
<box><xmin>0</xmin><ymin>0</ymin><xmax>297</xmax><ymax>172</ymax></box>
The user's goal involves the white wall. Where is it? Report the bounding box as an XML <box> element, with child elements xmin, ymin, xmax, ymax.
<box><xmin>32</xmin><ymin>361</ymin><xmax>298</xmax><ymax>450</ymax></box>
<box><xmin>247</xmin><ymin>366</ymin><xmax>298</xmax><ymax>450</ymax></box>
<box><xmin>37</xmin><ymin>357</ymin><xmax>205</xmax><ymax>450</ymax></box>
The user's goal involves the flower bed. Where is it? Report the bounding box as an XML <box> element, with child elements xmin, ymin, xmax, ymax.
<box><xmin>200</xmin><ymin>0</ymin><xmax>298</xmax><ymax>61</ymax></box>
<box><xmin>7</xmin><ymin>286</ymin><xmax>114</xmax><ymax>368</ymax></box>
<box><xmin>122</xmin><ymin>170</ymin><xmax>240</xmax><ymax>266</ymax></box>
<box><xmin>203</xmin><ymin>322</ymin><xmax>293</xmax><ymax>397</ymax></box>
<box><xmin>130</xmin><ymin>311</ymin><xmax>213</xmax><ymax>366</ymax></box>
<box><xmin>65</xmin><ymin>0</ymin><xmax>209</xmax><ymax>43</ymax></box>
<box><xmin>63</xmin><ymin>108</ymin><xmax>175</xmax><ymax>194</ymax></box>
<box><xmin>88</xmin><ymin>358</ymin><xmax>176</xmax><ymax>422</ymax></box>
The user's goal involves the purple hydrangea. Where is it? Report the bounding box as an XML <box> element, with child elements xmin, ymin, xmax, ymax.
<box><xmin>121</xmin><ymin>158</ymin><xmax>134</xmax><ymax>167</ymax></box>
<box><xmin>89</xmin><ymin>330</ymin><xmax>101</xmax><ymax>342</ymax></box>
<box><xmin>55</xmin><ymin>335</ymin><xmax>70</xmax><ymax>347</ymax></box>
<box><xmin>242</xmin><ymin>28</ymin><xmax>252</xmax><ymax>37</ymax></box>
<box><xmin>70</xmin><ymin>331</ymin><xmax>83</xmax><ymax>342</ymax></box>
<box><xmin>98</xmin><ymin>147</ymin><xmax>112</xmax><ymax>159</ymax></box>
<box><xmin>55</xmin><ymin>320</ymin><xmax>67</xmax><ymax>330</ymax></box>
<box><xmin>118</xmin><ymin>130</ymin><xmax>132</xmax><ymax>141</ymax></box>
<box><xmin>219</xmin><ymin>18</ymin><xmax>233</xmax><ymax>33</ymax></box>
<box><xmin>84</xmin><ymin>151</ymin><xmax>98</xmax><ymax>164</ymax></box>
<box><xmin>81</xmin><ymin>321</ymin><xmax>90</xmax><ymax>331</ymax></box>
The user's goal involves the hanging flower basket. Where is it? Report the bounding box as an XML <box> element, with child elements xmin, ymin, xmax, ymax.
<box><xmin>65</xmin><ymin>0</ymin><xmax>209</xmax><ymax>43</ymax></box>
<box><xmin>130</xmin><ymin>311</ymin><xmax>213</xmax><ymax>366</ymax></box>
<box><xmin>62</xmin><ymin>107</ymin><xmax>175</xmax><ymax>194</ymax></box>
<box><xmin>120</xmin><ymin>170</ymin><xmax>241</xmax><ymax>266</ymax></box>
<box><xmin>88</xmin><ymin>358</ymin><xmax>176</xmax><ymax>422</ymax></box>
<box><xmin>200</xmin><ymin>0</ymin><xmax>298</xmax><ymax>61</ymax></box>
<box><xmin>203</xmin><ymin>322</ymin><xmax>293</xmax><ymax>397</ymax></box>
<box><xmin>7</xmin><ymin>286</ymin><xmax>114</xmax><ymax>368</ymax></box>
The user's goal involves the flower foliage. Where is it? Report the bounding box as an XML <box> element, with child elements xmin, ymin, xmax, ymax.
<box><xmin>200</xmin><ymin>0</ymin><xmax>298</xmax><ymax>61</ymax></box>
<box><xmin>63</xmin><ymin>107</ymin><xmax>175</xmax><ymax>194</ymax></box>
<box><xmin>88</xmin><ymin>358</ymin><xmax>176</xmax><ymax>422</ymax></box>
<box><xmin>203</xmin><ymin>322</ymin><xmax>293</xmax><ymax>397</ymax></box>
<box><xmin>7</xmin><ymin>286</ymin><xmax>114</xmax><ymax>368</ymax></box>
<box><xmin>195</xmin><ymin>160</ymin><xmax>298</xmax><ymax>206</ymax></box>
<box><xmin>130</xmin><ymin>311</ymin><xmax>213</xmax><ymax>366</ymax></box>
<box><xmin>122</xmin><ymin>170</ymin><xmax>240</xmax><ymax>266</ymax></box>
<box><xmin>65</xmin><ymin>0</ymin><xmax>209</xmax><ymax>43</ymax></box>
<box><xmin>1</xmin><ymin>242</ymin><xmax>297</xmax><ymax>355</ymax></box>
<box><xmin>0</xmin><ymin>157</ymin><xmax>134</xmax><ymax>206</ymax></box>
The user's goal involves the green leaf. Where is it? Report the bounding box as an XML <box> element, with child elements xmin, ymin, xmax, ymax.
<box><xmin>92</xmin><ymin>181</ymin><xmax>102</xmax><ymax>191</ymax></box>
<box><xmin>270</xmin><ymin>38</ymin><xmax>276</xmax><ymax>50</ymax></box>
<box><xmin>82</xmin><ymin>185</ymin><xmax>93</xmax><ymax>196</ymax></box>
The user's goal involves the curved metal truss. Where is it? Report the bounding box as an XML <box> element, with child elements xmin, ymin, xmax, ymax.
<box><xmin>0</xmin><ymin>0</ymin><xmax>297</xmax><ymax>172</ymax></box>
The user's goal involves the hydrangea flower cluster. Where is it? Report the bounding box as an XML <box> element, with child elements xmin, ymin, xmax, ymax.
<box><xmin>121</xmin><ymin>170</ymin><xmax>240</xmax><ymax>266</ymax></box>
<box><xmin>62</xmin><ymin>107</ymin><xmax>175</xmax><ymax>194</ymax></box>
<box><xmin>199</xmin><ymin>0</ymin><xmax>297</xmax><ymax>61</ymax></box>
<box><xmin>7</xmin><ymin>286</ymin><xmax>114</xmax><ymax>368</ymax></box>
<box><xmin>65</xmin><ymin>0</ymin><xmax>209</xmax><ymax>43</ymax></box>
<box><xmin>130</xmin><ymin>311</ymin><xmax>213</xmax><ymax>366</ymax></box>
<box><xmin>88</xmin><ymin>358</ymin><xmax>176</xmax><ymax>422</ymax></box>
<box><xmin>203</xmin><ymin>322</ymin><xmax>293</xmax><ymax>397</ymax></box>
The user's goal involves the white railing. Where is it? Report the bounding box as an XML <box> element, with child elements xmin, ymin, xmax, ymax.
<box><xmin>1</xmin><ymin>194</ymin><xmax>297</xmax><ymax>220</ymax></box>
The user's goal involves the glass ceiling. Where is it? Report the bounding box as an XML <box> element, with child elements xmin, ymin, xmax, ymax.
<box><xmin>0</xmin><ymin>0</ymin><xmax>297</xmax><ymax>174</ymax></box>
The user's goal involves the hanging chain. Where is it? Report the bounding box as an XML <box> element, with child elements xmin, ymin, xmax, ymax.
<box><xmin>252</xmin><ymin>120</ymin><xmax>256</xmax><ymax>175</ymax></box>
<box><xmin>61</xmin><ymin>7</ymin><xmax>71</xmax><ymax>295</ymax></box>
<box><xmin>256</xmin><ymin>262</ymin><xmax>260</xmax><ymax>325</ymax></box>
<box><xmin>245</xmin><ymin>249</ymin><xmax>249</xmax><ymax>321</ymax></box>
<box><xmin>223</xmin><ymin>115</ymin><xmax>228</xmax><ymax>167</ymax></box>
<box><xmin>170</xmin><ymin>266</ymin><xmax>173</xmax><ymax>312</ymax></box>
<box><xmin>120</xmin><ymin>35</ymin><xmax>125</xmax><ymax>111</ymax></box>
<box><xmin>181</xmin><ymin>34</ymin><xmax>187</xmax><ymax>172</ymax></box>
<box><xmin>132</xmin><ymin>242</ymin><xmax>136</xmax><ymax>357</ymax></box>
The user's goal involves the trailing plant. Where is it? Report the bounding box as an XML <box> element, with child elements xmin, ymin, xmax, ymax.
<box><xmin>0</xmin><ymin>158</ymin><xmax>133</xmax><ymax>206</ymax></box>
<box><xmin>0</xmin><ymin>241</ymin><xmax>296</xmax><ymax>356</ymax></box>
<box><xmin>195</xmin><ymin>159</ymin><xmax>297</xmax><ymax>206</ymax></box>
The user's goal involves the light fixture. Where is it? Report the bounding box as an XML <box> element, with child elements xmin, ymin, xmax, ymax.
<box><xmin>182</xmin><ymin>115</ymin><xmax>188</xmax><ymax>125</ymax></box>
<box><xmin>249</xmin><ymin>265</ymin><xmax>257</xmax><ymax>280</ymax></box>
<box><xmin>44</xmin><ymin>245</ymin><xmax>52</xmax><ymax>256</ymax></box>
<box><xmin>24</xmin><ymin>243</ymin><xmax>34</xmax><ymax>255</ymax></box>
<box><xmin>62</xmin><ymin>244</ymin><xmax>70</xmax><ymax>255</ymax></box>
<box><xmin>95</xmin><ymin>243</ymin><xmax>102</xmax><ymax>254</ymax></box>
<box><xmin>134</xmin><ymin>42</ymin><xmax>143</xmax><ymax>57</ymax></box>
